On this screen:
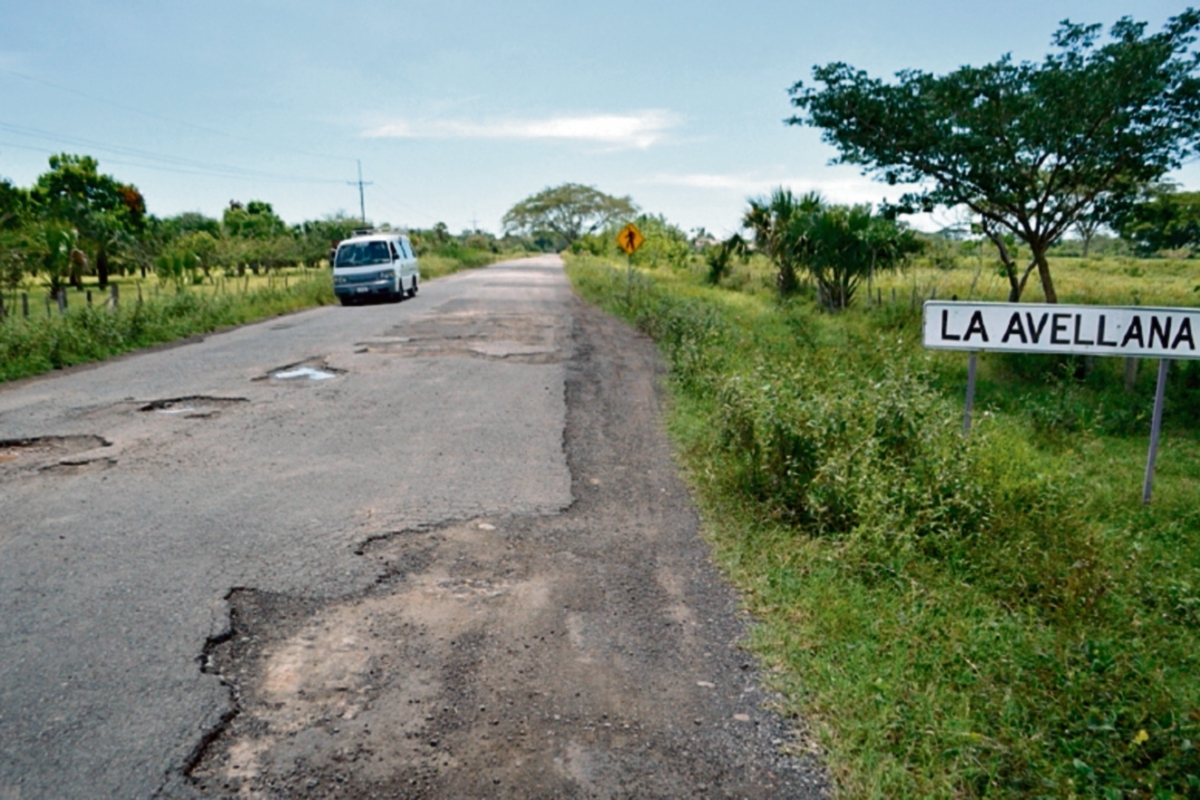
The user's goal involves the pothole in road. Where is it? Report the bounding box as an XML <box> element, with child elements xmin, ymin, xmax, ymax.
<box><xmin>0</xmin><ymin>435</ymin><xmax>113</xmax><ymax>475</ymax></box>
<box><xmin>188</xmin><ymin>521</ymin><xmax>557</xmax><ymax>797</ymax></box>
<box><xmin>275</xmin><ymin>366</ymin><xmax>337</xmax><ymax>380</ymax></box>
<box><xmin>363</xmin><ymin>312</ymin><xmax>563</xmax><ymax>363</ymax></box>
<box><xmin>40</xmin><ymin>457</ymin><xmax>117</xmax><ymax>475</ymax></box>
<box><xmin>257</xmin><ymin>357</ymin><xmax>345</xmax><ymax>382</ymax></box>
<box><xmin>139</xmin><ymin>396</ymin><xmax>249</xmax><ymax>419</ymax></box>
<box><xmin>186</xmin><ymin>514</ymin><xmax>814</xmax><ymax>798</ymax></box>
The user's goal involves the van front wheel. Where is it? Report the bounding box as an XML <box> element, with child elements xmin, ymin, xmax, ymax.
<box><xmin>407</xmin><ymin>277</ymin><xmax>418</xmax><ymax>298</ymax></box>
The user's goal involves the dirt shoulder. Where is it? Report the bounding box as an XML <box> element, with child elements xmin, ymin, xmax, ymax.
<box><xmin>183</xmin><ymin>295</ymin><xmax>828</xmax><ymax>798</ymax></box>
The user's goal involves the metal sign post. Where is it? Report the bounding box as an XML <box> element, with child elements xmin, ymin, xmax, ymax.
<box><xmin>1143</xmin><ymin>358</ymin><xmax>1170</xmax><ymax>505</ymax></box>
<box><xmin>923</xmin><ymin>301</ymin><xmax>1198</xmax><ymax>504</ymax></box>
<box><xmin>616</xmin><ymin>223</ymin><xmax>646</xmax><ymax>304</ymax></box>
<box><xmin>963</xmin><ymin>352</ymin><xmax>978</xmax><ymax>437</ymax></box>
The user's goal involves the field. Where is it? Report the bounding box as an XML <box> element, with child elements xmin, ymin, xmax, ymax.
<box><xmin>566</xmin><ymin>250</ymin><xmax>1200</xmax><ymax>798</ymax></box>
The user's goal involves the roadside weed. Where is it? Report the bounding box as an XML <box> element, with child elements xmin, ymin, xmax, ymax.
<box><xmin>566</xmin><ymin>253</ymin><xmax>1200</xmax><ymax>798</ymax></box>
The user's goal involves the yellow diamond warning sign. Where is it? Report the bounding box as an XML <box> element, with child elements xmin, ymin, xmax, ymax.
<box><xmin>617</xmin><ymin>223</ymin><xmax>645</xmax><ymax>255</ymax></box>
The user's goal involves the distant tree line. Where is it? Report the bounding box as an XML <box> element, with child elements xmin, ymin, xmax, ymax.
<box><xmin>0</xmin><ymin>153</ymin><xmax>379</xmax><ymax>301</ymax></box>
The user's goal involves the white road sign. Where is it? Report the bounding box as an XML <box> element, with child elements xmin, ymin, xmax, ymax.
<box><xmin>923</xmin><ymin>301</ymin><xmax>1200</xmax><ymax>360</ymax></box>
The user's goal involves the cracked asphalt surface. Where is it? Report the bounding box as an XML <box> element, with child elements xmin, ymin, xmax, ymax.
<box><xmin>0</xmin><ymin>255</ymin><xmax>827</xmax><ymax>798</ymax></box>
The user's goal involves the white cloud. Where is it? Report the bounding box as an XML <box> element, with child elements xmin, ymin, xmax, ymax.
<box><xmin>641</xmin><ymin>172</ymin><xmax>890</xmax><ymax>206</ymax></box>
<box><xmin>362</xmin><ymin>110</ymin><xmax>679</xmax><ymax>150</ymax></box>
<box><xmin>641</xmin><ymin>172</ymin><xmax>956</xmax><ymax>233</ymax></box>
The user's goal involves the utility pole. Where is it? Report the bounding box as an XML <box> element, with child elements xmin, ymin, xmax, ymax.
<box><xmin>348</xmin><ymin>160</ymin><xmax>373</xmax><ymax>227</ymax></box>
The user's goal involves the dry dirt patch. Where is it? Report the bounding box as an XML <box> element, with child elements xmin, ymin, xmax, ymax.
<box><xmin>354</xmin><ymin>311</ymin><xmax>563</xmax><ymax>364</ymax></box>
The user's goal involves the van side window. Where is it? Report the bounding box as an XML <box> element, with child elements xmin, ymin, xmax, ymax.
<box><xmin>388</xmin><ymin>242</ymin><xmax>400</xmax><ymax>260</ymax></box>
<box><xmin>400</xmin><ymin>240</ymin><xmax>412</xmax><ymax>259</ymax></box>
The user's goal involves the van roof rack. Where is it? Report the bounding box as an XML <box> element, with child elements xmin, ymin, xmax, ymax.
<box><xmin>348</xmin><ymin>226</ymin><xmax>409</xmax><ymax>237</ymax></box>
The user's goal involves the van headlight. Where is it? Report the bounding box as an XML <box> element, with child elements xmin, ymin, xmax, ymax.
<box><xmin>378</xmin><ymin>269</ymin><xmax>396</xmax><ymax>280</ymax></box>
<box><xmin>333</xmin><ymin>275</ymin><xmax>347</xmax><ymax>284</ymax></box>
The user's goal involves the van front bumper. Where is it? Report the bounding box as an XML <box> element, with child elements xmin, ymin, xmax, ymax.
<box><xmin>334</xmin><ymin>279</ymin><xmax>396</xmax><ymax>299</ymax></box>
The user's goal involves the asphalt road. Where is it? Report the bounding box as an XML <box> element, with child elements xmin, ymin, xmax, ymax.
<box><xmin>0</xmin><ymin>255</ymin><xmax>826</xmax><ymax>798</ymax></box>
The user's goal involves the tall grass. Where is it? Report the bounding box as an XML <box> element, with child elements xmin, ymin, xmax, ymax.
<box><xmin>567</xmin><ymin>253</ymin><xmax>1200</xmax><ymax>798</ymax></box>
<box><xmin>418</xmin><ymin>249</ymin><xmax>506</xmax><ymax>279</ymax></box>
<box><xmin>0</xmin><ymin>271</ymin><xmax>335</xmax><ymax>382</ymax></box>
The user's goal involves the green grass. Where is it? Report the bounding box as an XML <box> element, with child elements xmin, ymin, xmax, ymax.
<box><xmin>0</xmin><ymin>269</ymin><xmax>338</xmax><ymax>383</ymax></box>
<box><xmin>566</xmin><ymin>252</ymin><xmax>1200</xmax><ymax>798</ymax></box>
<box><xmin>418</xmin><ymin>248</ymin><xmax>509</xmax><ymax>278</ymax></box>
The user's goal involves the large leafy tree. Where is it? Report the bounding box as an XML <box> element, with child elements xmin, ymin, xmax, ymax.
<box><xmin>788</xmin><ymin>10</ymin><xmax>1200</xmax><ymax>302</ymax></box>
<box><xmin>30</xmin><ymin>154</ymin><xmax>144</xmax><ymax>288</ymax></box>
<box><xmin>222</xmin><ymin>199</ymin><xmax>287</xmax><ymax>240</ymax></box>
<box><xmin>1114</xmin><ymin>183</ymin><xmax>1200</xmax><ymax>255</ymax></box>
<box><xmin>502</xmin><ymin>183</ymin><xmax>637</xmax><ymax>248</ymax></box>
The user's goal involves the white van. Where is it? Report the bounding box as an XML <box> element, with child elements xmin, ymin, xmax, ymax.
<box><xmin>332</xmin><ymin>231</ymin><xmax>420</xmax><ymax>305</ymax></box>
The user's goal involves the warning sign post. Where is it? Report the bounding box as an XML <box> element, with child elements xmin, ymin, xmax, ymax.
<box><xmin>616</xmin><ymin>223</ymin><xmax>645</xmax><ymax>304</ymax></box>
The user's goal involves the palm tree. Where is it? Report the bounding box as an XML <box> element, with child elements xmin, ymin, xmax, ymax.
<box><xmin>742</xmin><ymin>189</ymin><xmax>823</xmax><ymax>295</ymax></box>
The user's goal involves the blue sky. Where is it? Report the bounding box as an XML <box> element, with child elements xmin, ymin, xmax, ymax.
<box><xmin>1</xmin><ymin>1</ymin><xmax>1195</xmax><ymax>236</ymax></box>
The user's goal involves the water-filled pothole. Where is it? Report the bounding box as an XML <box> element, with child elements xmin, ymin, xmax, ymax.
<box><xmin>274</xmin><ymin>366</ymin><xmax>336</xmax><ymax>380</ymax></box>
<box><xmin>139</xmin><ymin>396</ymin><xmax>249</xmax><ymax>418</ymax></box>
<box><xmin>256</xmin><ymin>358</ymin><xmax>345</xmax><ymax>382</ymax></box>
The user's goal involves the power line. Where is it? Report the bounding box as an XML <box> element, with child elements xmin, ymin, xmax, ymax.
<box><xmin>370</xmin><ymin>184</ymin><xmax>439</xmax><ymax>226</ymax></box>
<box><xmin>0</xmin><ymin>67</ymin><xmax>357</xmax><ymax>165</ymax></box>
<box><xmin>0</xmin><ymin>121</ymin><xmax>346</xmax><ymax>185</ymax></box>
<box><xmin>348</xmin><ymin>160</ymin><xmax>373</xmax><ymax>225</ymax></box>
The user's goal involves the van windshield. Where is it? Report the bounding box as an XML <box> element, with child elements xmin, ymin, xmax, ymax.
<box><xmin>336</xmin><ymin>241</ymin><xmax>392</xmax><ymax>267</ymax></box>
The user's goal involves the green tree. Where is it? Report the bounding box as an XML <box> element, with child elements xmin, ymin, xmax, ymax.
<box><xmin>0</xmin><ymin>180</ymin><xmax>30</xmax><ymax>305</ymax></box>
<box><xmin>161</xmin><ymin>211</ymin><xmax>221</xmax><ymax>240</ymax></box>
<box><xmin>742</xmin><ymin>188</ymin><xmax>823</xmax><ymax>295</ymax></box>
<box><xmin>629</xmin><ymin>214</ymin><xmax>691</xmax><ymax>270</ymax></box>
<box><xmin>788</xmin><ymin>10</ymin><xmax>1200</xmax><ymax>302</ymax></box>
<box><xmin>503</xmin><ymin>184</ymin><xmax>637</xmax><ymax>248</ymax></box>
<box><xmin>799</xmin><ymin>204</ymin><xmax>922</xmax><ymax>310</ymax></box>
<box><xmin>705</xmin><ymin>233</ymin><xmax>748</xmax><ymax>285</ymax></box>
<box><xmin>30</xmin><ymin>154</ymin><xmax>145</xmax><ymax>289</ymax></box>
<box><xmin>0</xmin><ymin>178</ymin><xmax>27</xmax><ymax>232</ymax></box>
<box><xmin>223</xmin><ymin>200</ymin><xmax>286</xmax><ymax>239</ymax></box>
<box><xmin>1113</xmin><ymin>183</ymin><xmax>1200</xmax><ymax>255</ymax></box>
<box><xmin>28</xmin><ymin>221</ymin><xmax>77</xmax><ymax>296</ymax></box>
<box><xmin>296</xmin><ymin>214</ymin><xmax>361</xmax><ymax>266</ymax></box>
